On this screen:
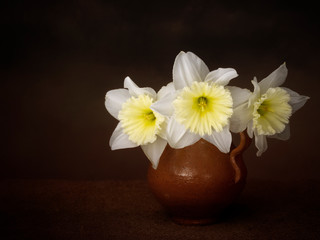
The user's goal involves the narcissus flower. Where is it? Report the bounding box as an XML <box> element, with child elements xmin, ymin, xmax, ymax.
<box><xmin>151</xmin><ymin>51</ymin><xmax>248</xmax><ymax>153</ymax></box>
<box><xmin>230</xmin><ymin>63</ymin><xmax>309</xmax><ymax>156</ymax></box>
<box><xmin>105</xmin><ymin>77</ymin><xmax>173</xmax><ymax>169</ymax></box>
<box><xmin>173</xmin><ymin>81</ymin><xmax>233</xmax><ymax>136</ymax></box>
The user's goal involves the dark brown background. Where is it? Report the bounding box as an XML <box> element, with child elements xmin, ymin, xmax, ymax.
<box><xmin>1</xmin><ymin>0</ymin><xmax>319</xmax><ymax>181</ymax></box>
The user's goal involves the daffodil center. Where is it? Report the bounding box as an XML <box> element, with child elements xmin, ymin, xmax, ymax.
<box><xmin>144</xmin><ymin>111</ymin><xmax>156</xmax><ymax>121</ymax></box>
<box><xmin>173</xmin><ymin>81</ymin><xmax>233</xmax><ymax>136</ymax></box>
<box><xmin>197</xmin><ymin>96</ymin><xmax>208</xmax><ymax>112</ymax></box>
<box><xmin>118</xmin><ymin>94</ymin><xmax>165</xmax><ymax>145</ymax></box>
<box><xmin>257</xmin><ymin>102</ymin><xmax>270</xmax><ymax>116</ymax></box>
<box><xmin>253</xmin><ymin>87</ymin><xmax>292</xmax><ymax>135</ymax></box>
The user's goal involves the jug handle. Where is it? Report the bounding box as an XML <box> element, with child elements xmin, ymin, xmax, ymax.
<box><xmin>230</xmin><ymin>131</ymin><xmax>252</xmax><ymax>183</ymax></box>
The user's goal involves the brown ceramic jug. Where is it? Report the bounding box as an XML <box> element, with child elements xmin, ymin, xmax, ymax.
<box><xmin>148</xmin><ymin>131</ymin><xmax>251</xmax><ymax>225</ymax></box>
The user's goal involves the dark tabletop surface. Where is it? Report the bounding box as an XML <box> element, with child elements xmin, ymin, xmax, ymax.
<box><xmin>1</xmin><ymin>179</ymin><xmax>319</xmax><ymax>240</ymax></box>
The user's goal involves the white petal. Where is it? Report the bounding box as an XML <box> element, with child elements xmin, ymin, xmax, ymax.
<box><xmin>258</xmin><ymin>63</ymin><xmax>288</xmax><ymax>94</ymax></box>
<box><xmin>173</xmin><ymin>51</ymin><xmax>209</xmax><ymax>90</ymax></box>
<box><xmin>105</xmin><ymin>89</ymin><xmax>131</xmax><ymax>120</ymax></box>
<box><xmin>150</xmin><ymin>93</ymin><xmax>176</xmax><ymax>117</ymax></box>
<box><xmin>109</xmin><ymin>123</ymin><xmax>138</xmax><ymax>150</ymax></box>
<box><xmin>247</xmin><ymin>120</ymin><xmax>254</xmax><ymax>138</ymax></box>
<box><xmin>248</xmin><ymin>78</ymin><xmax>261</xmax><ymax>107</ymax></box>
<box><xmin>204</xmin><ymin>68</ymin><xmax>238</xmax><ymax>86</ymax></box>
<box><xmin>166</xmin><ymin>117</ymin><xmax>201</xmax><ymax>148</ymax></box>
<box><xmin>124</xmin><ymin>76</ymin><xmax>157</xmax><ymax>98</ymax></box>
<box><xmin>157</xmin><ymin>117</ymin><xmax>169</xmax><ymax>140</ymax></box>
<box><xmin>227</xmin><ymin>86</ymin><xmax>251</xmax><ymax>108</ymax></box>
<box><xmin>254</xmin><ymin>133</ymin><xmax>268</xmax><ymax>156</ymax></box>
<box><xmin>270</xmin><ymin>125</ymin><xmax>290</xmax><ymax>141</ymax></box>
<box><xmin>230</xmin><ymin>102</ymin><xmax>253</xmax><ymax>133</ymax></box>
<box><xmin>281</xmin><ymin>87</ymin><xmax>310</xmax><ymax>114</ymax></box>
<box><xmin>203</xmin><ymin>126</ymin><xmax>232</xmax><ymax>153</ymax></box>
<box><xmin>157</xmin><ymin>82</ymin><xmax>176</xmax><ymax>100</ymax></box>
<box><xmin>141</xmin><ymin>137</ymin><xmax>167</xmax><ymax>169</ymax></box>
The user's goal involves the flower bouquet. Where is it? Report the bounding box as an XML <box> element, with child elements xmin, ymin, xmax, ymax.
<box><xmin>105</xmin><ymin>51</ymin><xmax>309</xmax><ymax>224</ymax></box>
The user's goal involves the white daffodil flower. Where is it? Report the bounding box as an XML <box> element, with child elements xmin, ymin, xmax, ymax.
<box><xmin>105</xmin><ymin>77</ymin><xmax>174</xmax><ymax>169</ymax></box>
<box><xmin>230</xmin><ymin>63</ymin><xmax>310</xmax><ymax>156</ymax></box>
<box><xmin>151</xmin><ymin>51</ymin><xmax>247</xmax><ymax>153</ymax></box>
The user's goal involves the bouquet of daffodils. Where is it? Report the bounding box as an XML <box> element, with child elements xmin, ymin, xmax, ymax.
<box><xmin>105</xmin><ymin>51</ymin><xmax>309</xmax><ymax>169</ymax></box>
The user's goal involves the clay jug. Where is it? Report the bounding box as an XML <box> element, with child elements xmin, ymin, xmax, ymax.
<box><xmin>148</xmin><ymin>131</ymin><xmax>251</xmax><ymax>225</ymax></box>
